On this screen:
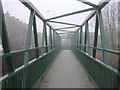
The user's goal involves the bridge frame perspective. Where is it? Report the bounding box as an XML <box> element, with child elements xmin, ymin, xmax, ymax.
<box><xmin>0</xmin><ymin>0</ymin><xmax>120</xmax><ymax>88</ymax></box>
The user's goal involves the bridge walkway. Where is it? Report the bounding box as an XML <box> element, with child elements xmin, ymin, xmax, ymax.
<box><xmin>36</xmin><ymin>50</ymin><xmax>95</xmax><ymax>88</ymax></box>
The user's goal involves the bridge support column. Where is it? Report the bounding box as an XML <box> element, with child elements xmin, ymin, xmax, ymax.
<box><xmin>79</xmin><ymin>27</ymin><xmax>83</xmax><ymax>51</ymax></box>
<box><xmin>41</xmin><ymin>21</ymin><xmax>48</xmax><ymax>55</ymax></box>
<box><xmin>1</xmin><ymin>1</ymin><xmax>14</xmax><ymax>73</ymax></box>
<box><xmin>97</xmin><ymin>10</ymin><xmax>108</xmax><ymax>65</ymax></box>
<box><xmin>92</xmin><ymin>14</ymin><xmax>99</xmax><ymax>58</ymax></box>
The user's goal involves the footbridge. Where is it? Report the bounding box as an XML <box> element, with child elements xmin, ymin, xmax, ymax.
<box><xmin>0</xmin><ymin>0</ymin><xmax>120</xmax><ymax>88</ymax></box>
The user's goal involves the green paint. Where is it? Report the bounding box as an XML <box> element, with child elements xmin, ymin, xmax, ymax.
<box><xmin>1</xmin><ymin>2</ymin><xmax>14</xmax><ymax>73</ymax></box>
<box><xmin>97</xmin><ymin>10</ymin><xmax>108</xmax><ymax>65</ymax></box>
<box><xmin>92</xmin><ymin>15</ymin><xmax>99</xmax><ymax>58</ymax></box>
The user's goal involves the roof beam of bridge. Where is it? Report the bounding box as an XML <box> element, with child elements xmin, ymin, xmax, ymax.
<box><xmin>20</xmin><ymin>0</ymin><xmax>45</xmax><ymax>21</ymax></box>
<box><xmin>20</xmin><ymin>0</ymin><xmax>61</xmax><ymax>37</ymax></box>
<box><xmin>48</xmin><ymin>21</ymin><xmax>81</xmax><ymax>27</ymax></box>
<box><xmin>46</xmin><ymin>8</ymin><xmax>95</xmax><ymax>21</ymax></box>
<box><xmin>81</xmin><ymin>0</ymin><xmax>111</xmax><ymax>26</ymax></box>
<box><xmin>54</xmin><ymin>26</ymin><xmax>79</xmax><ymax>30</ymax></box>
<box><xmin>58</xmin><ymin>33</ymin><xmax>66</xmax><ymax>34</ymax></box>
<box><xmin>55</xmin><ymin>29</ymin><xmax>68</xmax><ymax>32</ymax></box>
<box><xmin>77</xmin><ymin>0</ymin><xmax>98</xmax><ymax>8</ymax></box>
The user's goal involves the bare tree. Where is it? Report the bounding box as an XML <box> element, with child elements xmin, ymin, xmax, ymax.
<box><xmin>102</xmin><ymin>1</ymin><xmax>119</xmax><ymax>50</ymax></box>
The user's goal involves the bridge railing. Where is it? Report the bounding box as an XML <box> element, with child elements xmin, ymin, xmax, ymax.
<box><xmin>0</xmin><ymin>0</ymin><xmax>61</xmax><ymax>88</ymax></box>
<box><xmin>71</xmin><ymin>0</ymin><xmax>120</xmax><ymax>88</ymax></box>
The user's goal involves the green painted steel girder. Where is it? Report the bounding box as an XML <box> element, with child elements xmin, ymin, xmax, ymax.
<box><xmin>81</xmin><ymin>0</ymin><xmax>111</xmax><ymax>26</ymax></box>
<box><xmin>48</xmin><ymin>20</ymin><xmax>81</xmax><ymax>27</ymax></box>
<box><xmin>53</xmin><ymin>31</ymin><xmax>55</xmax><ymax>49</ymax></box>
<box><xmin>58</xmin><ymin>33</ymin><xmax>66</xmax><ymax>34</ymax></box>
<box><xmin>46</xmin><ymin>23</ymin><xmax>60</xmax><ymax>37</ymax></box>
<box><xmin>20</xmin><ymin>0</ymin><xmax>61</xmax><ymax>38</ymax></box>
<box><xmin>84</xmin><ymin>25</ymin><xmax>87</xmax><ymax>52</ymax></box>
<box><xmin>24</xmin><ymin>11</ymin><xmax>35</xmax><ymax>65</ymax></box>
<box><xmin>97</xmin><ymin>10</ymin><xmax>108</xmax><ymax>65</ymax></box>
<box><xmin>41</xmin><ymin>21</ymin><xmax>48</xmax><ymax>54</ymax></box>
<box><xmin>20</xmin><ymin>0</ymin><xmax>45</xmax><ymax>21</ymax></box>
<box><xmin>33</xmin><ymin>15</ymin><xmax>39</xmax><ymax>58</ymax></box>
<box><xmin>79</xmin><ymin>27</ymin><xmax>83</xmax><ymax>50</ymax></box>
<box><xmin>1</xmin><ymin>1</ymin><xmax>15</xmax><ymax>73</ymax></box>
<box><xmin>54</xmin><ymin>26</ymin><xmax>79</xmax><ymax>30</ymax></box>
<box><xmin>49</xmin><ymin>27</ymin><xmax>53</xmax><ymax>50</ymax></box>
<box><xmin>46</xmin><ymin>8</ymin><xmax>95</xmax><ymax>21</ymax></box>
<box><xmin>92</xmin><ymin>15</ymin><xmax>99</xmax><ymax>58</ymax></box>
<box><xmin>77</xmin><ymin>0</ymin><xmax>98</xmax><ymax>8</ymax></box>
<box><xmin>72</xmin><ymin>27</ymin><xmax>81</xmax><ymax>37</ymax></box>
<box><xmin>74</xmin><ymin>44</ymin><xmax>120</xmax><ymax>55</ymax></box>
<box><xmin>55</xmin><ymin>29</ymin><xmax>67</xmax><ymax>32</ymax></box>
<box><xmin>85</xmin><ymin>22</ymin><xmax>90</xmax><ymax>55</ymax></box>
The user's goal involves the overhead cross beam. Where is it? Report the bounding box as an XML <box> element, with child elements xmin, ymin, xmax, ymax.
<box><xmin>54</xmin><ymin>26</ymin><xmax>79</xmax><ymax>30</ymax></box>
<box><xmin>58</xmin><ymin>33</ymin><xmax>66</xmax><ymax>34</ymax></box>
<box><xmin>81</xmin><ymin>0</ymin><xmax>111</xmax><ymax>26</ymax></box>
<box><xmin>20</xmin><ymin>0</ymin><xmax>61</xmax><ymax>37</ymax></box>
<box><xmin>55</xmin><ymin>29</ymin><xmax>67</xmax><ymax>32</ymax></box>
<box><xmin>77</xmin><ymin>0</ymin><xmax>98</xmax><ymax>9</ymax></box>
<box><xmin>55</xmin><ymin>29</ymin><xmax>75</xmax><ymax>32</ymax></box>
<box><xmin>48</xmin><ymin>21</ymin><xmax>81</xmax><ymax>27</ymax></box>
<box><xmin>46</xmin><ymin>8</ymin><xmax>95</xmax><ymax>21</ymax></box>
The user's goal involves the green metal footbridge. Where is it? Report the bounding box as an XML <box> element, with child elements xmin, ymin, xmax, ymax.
<box><xmin>0</xmin><ymin>0</ymin><xmax>120</xmax><ymax>88</ymax></box>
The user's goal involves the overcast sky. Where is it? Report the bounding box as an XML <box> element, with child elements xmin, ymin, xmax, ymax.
<box><xmin>1</xmin><ymin>0</ymin><xmax>118</xmax><ymax>34</ymax></box>
<box><xmin>2</xmin><ymin>0</ymin><xmax>100</xmax><ymax>24</ymax></box>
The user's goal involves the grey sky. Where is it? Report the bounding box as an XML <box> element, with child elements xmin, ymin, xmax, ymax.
<box><xmin>2</xmin><ymin>0</ymin><xmax>100</xmax><ymax>23</ymax></box>
<box><xmin>1</xmin><ymin>0</ymin><xmax>118</xmax><ymax>33</ymax></box>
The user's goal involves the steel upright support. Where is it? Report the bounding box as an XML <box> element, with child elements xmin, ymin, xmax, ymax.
<box><xmin>97</xmin><ymin>10</ymin><xmax>108</xmax><ymax>64</ymax></box>
<box><xmin>79</xmin><ymin>26</ymin><xmax>83</xmax><ymax>50</ymax></box>
<box><xmin>41</xmin><ymin>21</ymin><xmax>48</xmax><ymax>54</ymax></box>
<box><xmin>85</xmin><ymin>22</ymin><xmax>90</xmax><ymax>55</ymax></box>
<box><xmin>33</xmin><ymin>15</ymin><xmax>39</xmax><ymax>58</ymax></box>
<box><xmin>93</xmin><ymin>14</ymin><xmax>99</xmax><ymax>58</ymax></box>
<box><xmin>84</xmin><ymin>24</ymin><xmax>87</xmax><ymax>52</ymax></box>
<box><xmin>49</xmin><ymin>27</ymin><xmax>52</xmax><ymax>50</ymax></box>
<box><xmin>23</xmin><ymin>10</ymin><xmax>35</xmax><ymax>88</ymax></box>
<box><xmin>1</xmin><ymin>2</ymin><xmax>14</xmax><ymax>73</ymax></box>
<box><xmin>76</xmin><ymin>30</ymin><xmax>79</xmax><ymax>49</ymax></box>
<box><xmin>53</xmin><ymin>31</ymin><xmax>55</xmax><ymax>49</ymax></box>
<box><xmin>24</xmin><ymin>11</ymin><xmax>35</xmax><ymax>65</ymax></box>
<box><xmin>54</xmin><ymin>33</ymin><xmax>56</xmax><ymax>48</ymax></box>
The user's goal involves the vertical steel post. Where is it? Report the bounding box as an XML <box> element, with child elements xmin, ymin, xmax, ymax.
<box><xmin>84</xmin><ymin>23</ymin><xmax>87</xmax><ymax>52</ymax></box>
<box><xmin>33</xmin><ymin>15</ymin><xmax>39</xmax><ymax>58</ymax></box>
<box><xmin>24</xmin><ymin>11</ymin><xmax>35</xmax><ymax>65</ymax></box>
<box><xmin>41</xmin><ymin>21</ymin><xmax>48</xmax><ymax>54</ymax></box>
<box><xmin>75</xmin><ymin>33</ymin><xmax>77</xmax><ymax>48</ymax></box>
<box><xmin>56</xmin><ymin>34</ymin><xmax>58</xmax><ymax>48</ymax></box>
<box><xmin>54</xmin><ymin>33</ymin><xmax>56</xmax><ymax>48</ymax></box>
<box><xmin>79</xmin><ymin>26</ymin><xmax>83</xmax><ymax>51</ymax></box>
<box><xmin>76</xmin><ymin>30</ymin><xmax>79</xmax><ymax>49</ymax></box>
<box><xmin>85</xmin><ymin>22</ymin><xmax>90</xmax><ymax>55</ymax></box>
<box><xmin>97</xmin><ymin>10</ymin><xmax>108</xmax><ymax>64</ymax></box>
<box><xmin>23</xmin><ymin>10</ymin><xmax>35</xmax><ymax>88</ymax></box>
<box><xmin>44</xmin><ymin>22</ymin><xmax>48</xmax><ymax>53</ymax></box>
<box><xmin>93</xmin><ymin>14</ymin><xmax>99</xmax><ymax>58</ymax></box>
<box><xmin>1</xmin><ymin>1</ymin><xmax>14</xmax><ymax>73</ymax></box>
<box><xmin>74</xmin><ymin>35</ymin><xmax>76</xmax><ymax>48</ymax></box>
<box><xmin>53</xmin><ymin>31</ymin><xmax>55</xmax><ymax>49</ymax></box>
<box><xmin>49</xmin><ymin>27</ymin><xmax>52</xmax><ymax>51</ymax></box>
